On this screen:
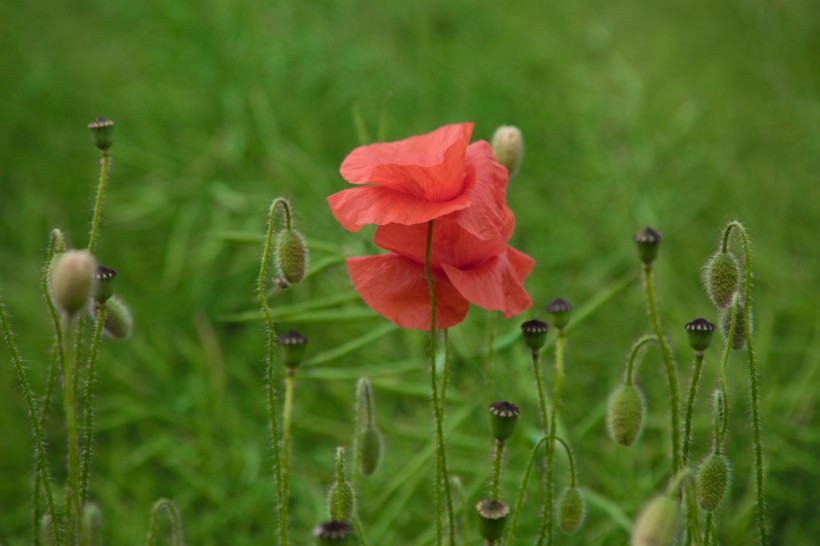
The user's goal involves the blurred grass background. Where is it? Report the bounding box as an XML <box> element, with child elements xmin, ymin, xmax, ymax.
<box><xmin>1</xmin><ymin>0</ymin><xmax>818</xmax><ymax>544</ymax></box>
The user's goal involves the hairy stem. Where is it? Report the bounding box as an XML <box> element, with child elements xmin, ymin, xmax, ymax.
<box><xmin>80</xmin><ymin>304</ymin><xmax>107</xmax><ymax>506</ymax></box>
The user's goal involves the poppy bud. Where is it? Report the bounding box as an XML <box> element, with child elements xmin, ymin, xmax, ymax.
<box><xmin>720</xmin><ymin>305</ymin><xmax>749</xmax><ymax>351</ymax></box>
<box><xmin>49</xmin><ymin>250</ymin><xmax>97</xmax><ymax>316</ymax></box>
<box><xmin>684</xmin><ymin>318</ymin><xmax>716</xmax><ymax>353</ymax></box>
<box><xmin>280</xmin><ymin>330</ymin><xmax>308</xmax><ymax>369</ymax></box>
<box><xmin>491</xmin><ymin>125</ymin><xmax>524</xmax><ymax>178</ymax></box>
<box><xmin>607</xmin><ymin>384</ymin><xmax>645</xmax><ymax>447</ymax></box>
<box><xmin>546</xmin><ymin>297</ymin><xmax>572</xmax><ymax>331</ymax></box>
<box><xmin>476</xmin><ymin>499</ymin><xmax>509</xmax><ymax>541</ymax></box>
<box><xmin>696</xmin><ymin>453</ymin><xmax>730</xmax><ymax>512</ymax></box>
<box><xmin>558</xmin><ymin>486</ymin><xmax>586</xmax><ymax>534</ymax></box>
<box><xmin>88</xmin><ymin>117</ymin><xmax>114</xmax><ymax>152</ymax></box>
<box><xmin>276</xmin><ymin>228</ymin><xmax>308</xmax><ymax>286</ymax></box>
<box><xmin>488</xmin><ymin>401</ymin><xmax>520</xmax><ymax>442</ymax></box>
<box><xmin>702</xmin><ymin>251</ymin><xmax>740</xmax><ymax>309</ymax></box>
<box><xmin>327</xmin><ymin>481</ymin><xmax>355</xmax><ymax>522</ymax></box>
<box><xmin>631</xmin><ymin>494</ymin><xmax>679</xmax><ymax>546</ymax></box>
<box><xmin>101</xmin><ymin>296</ymin><xmax>133</xmax><ymax>340</ymax></box>
<box><xmin>313</xmin><ymin>521</ymin><xmax>352</xmax><ymax>545</ymax></box>
<box><xmin>93</xmin><ymin>265</ymin><xmax>117</xmax><ymax>304</ymax></box>
<box><xmin>633</xmin><ymin>227</ymin><xmax>662</xmax><ymax>266</ymax></box>
<box><xmin>521</xmin><ymin>319</ymin><xmax>548</xmax><ymax>352</ymax></box>
<box><xmin>360</xmin><ymin>428</ymin><xmax>383</xmax><ymax>477</ymax></box>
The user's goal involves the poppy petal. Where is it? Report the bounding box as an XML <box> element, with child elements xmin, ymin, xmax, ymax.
<box><xmin>441</xmin><ymin>249</ymin><xmax>534</xmax><ymax>318</ymax></box>
<box><xmin>347</xmin><ymin>255</ymin><xmax>469</xmax><ymax>330</ymax></box>
<box><xmin>454</xmin><ymin>141</ymin><xmax>509</xmax><ymax>240</ymax></box>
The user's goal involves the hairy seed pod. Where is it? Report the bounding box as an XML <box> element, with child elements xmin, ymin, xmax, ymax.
<box><xmin>327</xmin><ymin>481</ymin><xmax>355</xmax><ymax>521</ymax></box>
<box><xmin>88</xmin><ymin>117</ymin><xmax>114</xmax><ymax>151</ymax></box>
<box><xmin>720</xmin><ymin>305</ymin><xmax>749</xmax><ymax>351</ymax></box>
<box><xmin>475</xmin><ymin>499</ymin><xmax>509</xmax><ymax>541</ymax></box>
<box><xmin>275</xmin><ymin>229</ymin><xmax>308</xmax><ymax>286</ymax></box>
<box><xmin>631</xmin><ymin>494</ymin><xmax>679</xmax><ymax>546</ymax></box>
<box><xmin>101</xmin><ymin>296</ymin><xmax>133</xmax><ymax>340</ymax></box>
<box><xmin>491</xmin><ymin>125</ymin><xmax>524</xmax><ymax>178</ymax></box>
<box><xmin>703</xmin><ymin>251</ymin><xmax>740</xmax><ymax>309</ymax></box>
<box><xmin>49</xmin><ymin>250</ymin><xmax>97</xmax><ymax>316</ymax></box>
<box><xmin>558</xmin><ymin>486</ymin><xmax>586</xmax><ymax>534</ymax></box>
<box><xmin>697</xmin><ymin>453</ymin><xmax>731</xmax><ymax>512</ymax></box>
<box><xmin>360</xmin><ymin>428</ymin><xmax>383</xmax><ymax>476</ymax></box>
<box><xmin>607</xmin><ymin>384</ymin><xmax>645</xmax><ymax>447</ymax></box>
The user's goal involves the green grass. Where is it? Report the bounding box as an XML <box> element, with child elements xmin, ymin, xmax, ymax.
<box><xmin>1</xmin><ymin>0</ymin><xmax>819</xmax><ymax>544</ymax></box>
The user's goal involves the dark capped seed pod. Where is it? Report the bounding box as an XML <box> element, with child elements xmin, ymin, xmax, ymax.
<box><xmin>633</xmin><ymin>227</ymin><xmax>663</xmax><ymax>265</ymax></box>
<box><xmin>476</xmin><ymin>499</ymin><xmax>510</xmax><ymax>541</ymax></box>
<box><xmin>521</xmin><ymin>319</ymin><xmax>548</xmax><ymax>352</ymax></box>
<box><xmin>488</xmin><ymin>401</ymin><xmax>520</xmax><ymax>442</ymax></box>
<box><xmin>280</xmin><ymin>330</ymin><xmax>308</xmax><ymax>369</ymax></box>
<box><xmin>684</xmin><ymin>318</ymin><xmax>716</xmax><ymax>353</ymax></box>
<box><xmin>546</xmin><ymin>297</ymin><xmax>572</xmax><ymax>330</ymax></box>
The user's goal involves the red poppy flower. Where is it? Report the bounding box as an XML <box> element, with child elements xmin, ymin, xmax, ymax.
<box><xmin>328</xmin><ymin>123</ymin><xmax>509</xmax><ymax>241</ymax></box>
<box><xmin>347</xmin><ymin>207</ymin><xmax>534</xmax><ymax>330</ymax></box>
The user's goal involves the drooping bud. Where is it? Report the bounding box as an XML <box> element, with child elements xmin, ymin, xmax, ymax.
<box><xmin>101</xmin><ymin>296</ymin><xmax>132</xmax><ymax>340</ymax></box>
<box><xmin>276</xmin><ymin>228</ymin><xmax>308</xmax><ymax>286</ymax></box>
<box><xmin>546</xmin><ymin>298</ymin><xmax>572</xmax><ymax>331</ymax></box>
<box><xmin>633</xmin><ymin>227</ymin><xmax>662</xmax><ymax>266</ymax></box>
<box><xmin>491</xmin><ymin>126</ymin><xmax>524</xmax><ymax>178</ymax></box>
<box><xmin>93</xmin><ymin>265</ymin><xmax>117</xmax><ymax>304</ymax></box>
<box><xmin>702</xmin><ymin>251</ymin><xmax>740</xmax><ymax>309</ymax></box>
<box><xmin>696</xmin><ymin>453</ymin><xmax>730</xmax><ymax>512</ymax></box>
<box><xmin>607</xmin><ymin>384</ymin><xmax>645</xmax><ymax>447</ymax></box>
<box><xmin>521</xmin><ymin>319</ymin><xmax>548</xmax><ymax>352</ymax></box>
<box><xmin>720</xmin><ymin>305</ymin><xmax>748</xmax><ymax>351</ymax></box>
<box><xmin>558</xmin><ymin>486</ymin><xmax>586</xmax><ymax>534</ymax></box>
<box><xmin>280</xmin><ymin>330</ymin><xmax>308</xmax><ymax>369</ymax></box>
<box><xmin>684</xmin><ymin>318</ymin><xmax>716</xmax><ymax>353</ymax></box>
<box><xmin>631</xmin><ymin>494</ymin><xmax>680</xmax><ymax>546</ymax></box>
<box><xmin>313</xmin><ymin>521</ymin><xmax>352</xmax><ymax>545</ymax></box>
<box><xmin>360</xmin><ymin>428</ymin><xmax>383</xmax><ymax>477</ymax></box>
<box><xmin>475</xmin><ymin>499</ymin><xmax>509</xmax><ymax>541</ymax></box>
<box><xmin>49</xmin><ymin>250</ymin><xmax>97</xmax><ymax>316</ymax></box>
<box><xmin>356</xmin><ymin>378</ymin><xmax>383</xmax><ymax>476</ymax></box>
<box><xmin>88</xmin><ymin>117</ymin><xmax>114</xmax><ymax>152</ymax></box>
<box><xmin>488</xmin><ymin>401</ymin><xmax>520</xmax><ymax>442</ymax></box>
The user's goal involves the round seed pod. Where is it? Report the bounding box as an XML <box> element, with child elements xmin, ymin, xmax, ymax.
<box><xmin>491</xmin><ymin>126</ymin><xmax>524</xmax><ymax>178</ymax></box>
<box><xmin>313</xmin><ymin>521</ymin><xmax>352</xmax><ymax>545</ymax></box>
<box><xmin>360</xmin><ymin>428</ymin><xmax>383</xmax><ymax>476</ymax></box>
<box><xmin>93</xmin><ymin>265</ymin><xmax>117</xmax><ymax>304</ymax></box>
<box><xmin>720</xmin><ymin>305</ymin><xmax>749</xmax><ymax>351</ymax></box>
<box><xmin>280</xmin><ymin>330</ymin><xmax>308</xmax><ymax>369</ymax></box>
<box><xmin>475</xmin><ymin>499</ymin><xmax>509</xmax><ymax>541</ymax></box>
<box><xmin>607</xmin><ymin>383</ymin><xmax>645</xmax><ymax>447</ymax></box>
<box><xmin>633</xmin><ymin>227</ymin><xmax>662</xmax><ymax>265</ymax></box>
<box><xmin>702</xmin><ymin>251</ymin><xmax>740</xmax><ymax>309</ymax></box>
<box><xmin>275</xmin><ymin>229</ymin><xmax>308</xmax><ymax>286</ymax></box>
<box><xmin>684</xmin><ymin>318</ymin><xmax>716</xmax><ymax>353</ymax></box>
<box><xmin>88</xmin><ymin>117</ymin><xmax>114</xmax><ymax>152</ymax></box>
<box><xmin>558</xmin><ymin>486</ymin><xmax>586</xmax><ymax>534</ymax></box>
<box><xmin>327</xmin><ymin>480</ymin><xmax>355</xmax><ymax>521</ymax></box>
<box><xmin>49</xmin><ymin>250</ymin><xmax>97</xmax><ymax>316</ymax></box>
<box><xmin>696</xmin><ymin>453</ymin><xmax>731</xmax><ymax>512</ymax></box>
<box><xmin>546</xmin><ymin>297</ymin><xmax>572</xmax><ymax>331</ymax></box>
<box><xmin>101</xmin><ymin>296</ymin><xmax>133</xmax><ymax>341</ymax></box>
<box><xmin>631</xmin><ymin>494</ymin><xmax>679</xmax><ymax>546</ymax></box>
<box><xmin>521</xmin><ymin>319</ymin><xmax>548</xmax><ymax>352</ymax></box>
<box><xmin>488</xmin><ymin>401</ymin><xmax>520</xmax><ymax>442</ymax></box>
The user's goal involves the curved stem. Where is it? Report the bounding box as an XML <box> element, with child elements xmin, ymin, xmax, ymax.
<box><xmin>505</xmin><ymin>437</ymin><xmax>549</xmax><ymax>545</ymax></box>
<box><xmin>718</xmin><ymin>295</ymin><xmax>739</xmax><ymax>440</ymax></box>
<box><xmin>258</xmin><ymin>200</ymin><xmax>287</xmax><ymax>546</ymax></box>
<box><xmin>87</xmin><ymin>153</ymin><xmax>110</xmax><ymax>255</ymax></box>
<box><xmin>551</xmin><ymin>435</ymin><xmax>577</xmax><ymax>488</ymax></box>
<box><xmin>424</xmin><ymin>220</ymin><xmax>455</xmax><ymax>546</ymax></box>
<box><xmin>723</xmin><ymin>221</ymin><xmax>767</xmax><ymax>545</ymax></box>
<box><xmin>80</xmin><ymin>304</ymin><xmax>107</xmax><ymax>505</ymax></box>
<box><xmin>682</xmin><ymin>353</ymin><xmax>705</xmax><ymax>465</ymax></box>
<box><xmin>642</xmin><ymin>265</ymin><xmax>682</xmax><ymax>474</ymax></box>
<box><xmin>625</xmin><ymin>335</ymin><xmax>658</xmax><ymax>386</ymax></box>
<box><xmin>490</xmin><ymin>440</ymin><xmax>504</xmax><ymax>500</ymax></box>
<box><xmin>145</xmin><ymin>498</ymin><xmax>185</xmax><ymax>546</ymax></box>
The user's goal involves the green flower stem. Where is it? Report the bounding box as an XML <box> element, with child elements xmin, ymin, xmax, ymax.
<box><xmin>551</xmin><ymin>436</ymin><xmax>577</xmax><ymax>487</ymax></box>
<box><xmin>1</xmin><ymin>301</ymin><xmax>61</xmax><ymax>546</ymax></box>
<box><xmin>87</xmin><ymin>152</ymin><xmax>110</xmax><ymax>255</ymax></box>
<box><xmin>490</xmin><ymin>440</ymin><xmax>504</xmax><ymax>500</ymax></box>
<box><xmin>424</xmin><ymin>220</ymin><xmax>455</xmax><ymax>546</ymax></box>
<box><xmin>146</xmin><ymin>498</ymin><xmax>185</xmax><ymax>546</ymax></box>
<box><xmin>703</xmin><ymin>512</ymin><xmax>714</xmax><ymax>546</ymax></box>
<box><xmin>718</xmin><ymin>295</ymin><xmax>739</xmax><ymax>440</ymax></box>
<box><xmin>65</xmin><ymin>318</ymin><xmax>85</xmax><ymax>545</ymax></box>
<box><xmin>352</xmin><ymin>516</ymin><xmax>369</xmax><ymax>546</ymax></box>
<box><xmin>642</xmin><ymin>265</ymin><xmax>682</xmax><ymax>475</ymax></box>
<box><xmin>485</xmin><ymin>311</ymin><xmax>497</xmax><ymax>403</ymax></box>
<box><xmin>451</xmin><ymin>477</ymin><xmax>470</xmax><ymax>546</ymax></box>
<box><xmin>80</xmin><ymin>304</ymin><xmax>107</xmax><ymax>506</ymax></box>
<box><xmin>282</xmin><ymin>370</ymin><xmax>296</xmax><ymax>522</ymax></box>
<box><xmin>334</xmin><ymin>447</ymin><xmax>345</xmax><ymax>520</ymax></box>
<box><xmin>722</xmin><ymin>221</ymin><xmax>767</xmax><ymax>546</ymax></box>
<box><xmin>682</xmin><ymin>353</ymin><xmax>705</xmax><ymax>465</ymax></box>
<box><xmin>440</xmin><ymin>329</ymin><xmax>450</xmax><ymax>414</ymax></box>
<box><xmin>506</xmin><ymin>436</ymin><xmax>549</xmax><ymax>545</ymax></box>
<box><xmin>258</xmin><ymin>199</ymin><xmax>288</xmax><ymax>546</ymax></box>
<box><xmin>529</xmin><ymin>347</ymin><xmax>551</xmax><ymax>545</ymax></box>
<box><xmin>625</xmin><ymin>335</ymin><xmax>658</xmax><ymax>386</ymax></box>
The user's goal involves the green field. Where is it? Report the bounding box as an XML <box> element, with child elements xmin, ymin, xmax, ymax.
<box><xmin>1</xmin><ymin>0</ymin><xmax>818</xmax><ymax>544</ymax></box>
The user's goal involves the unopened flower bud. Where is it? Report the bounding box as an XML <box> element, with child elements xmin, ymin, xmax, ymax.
<box><xmin>684</xmin><ymin>318</ymin><xmax>716</xmax><ymax>353</ymax></box>
<box><xmin>101</xmin><ymin>296</ymin><xmax>132</xmax><ymax>340</ymax></box>
<box><xmin>280</xmin><ymin>330</ymin><xmax>308</xmax><ymax>369</ymax></box>
<box><xmin>546</xmin><ymin>298</ymin><xmax>572</xmax><ymax>331</ymax></box>
<box><xmin>313</xmin><ymin>521</ymin><xmax>352</xmax><ymax>545</ymax></box>
<box><xmin>607</xmin><ymin>384</ymin><xmax>645</xmax><ymax>447</ymax></box>
<box><xmin>491</xmin><ymin>126</ymin><xmax>524</xmax><ymax>178</ymax></box>
<box><xmin>633</xmin><ymin>227</ymin><xmax>662</xmax><ymax>265</ymax></box>
<box><xmin>631</xmin><ymin>494</ymin><xmax>679</xmax><ymax>546</ymax></box>
<box><xmin>702</xmin><ymin>251</ymin><xmax>740</xmax><ymax>308</ymax></box>
<box><xmin>50</xmin><ymin>250</ymin><xmax>97</xmax><ymax>316</ymax></box>
<box><xmin>276</xmin><ymin>229</ymin><xmax>308</xmax><ymax>286</ymax></box>
<box><xmin>521</xmin><ymin>319</ymin><xmax>548</xmax><ymax>352</ymax></box>
<box><xmin>558</xmin><ymin>486</ymin><xmax>586</xmax><ymax>534</ymax></box>
<box><xmin>93</xmin><ymin>265</ymin><xmax>117</xmax><ymax>304</ymax></box>
<box><xmin>476</xmin><ymin>499</ymin><xmax>509</xmax><ymax>541</ymax></box>
<box><xmin>488</xmin><ymin>401</ymin><xmax>520</xmax><ymax>442</ymax></box>
<box><xmin>88</xmin><ymin>117</ymin><xmax>114</xmax><ymax>152</ymax></box>
<box><xmin>360</xmin><ymin>428</ymin><xmax>383</xmax><ymax>477</ymax></box>
<box><xmin>327</xmin><ymin>481</ymin><xmax>355</xmax><ymax>522</ymax></box>
<box><xmin>696</xmin><ymin>453</ymin><xmax>730</xmax><ymax>512</ymax></box>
